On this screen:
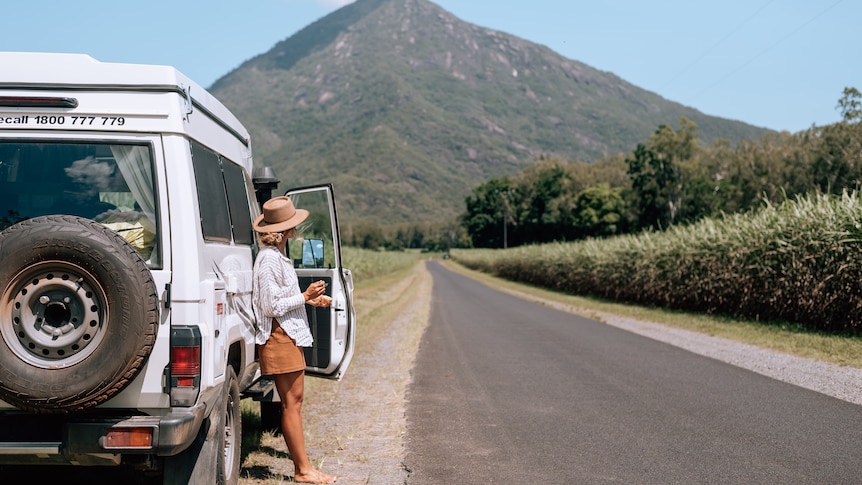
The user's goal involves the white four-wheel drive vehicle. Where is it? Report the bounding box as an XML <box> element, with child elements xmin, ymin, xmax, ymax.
<box><xmin>0</xmin><ymin>52</ymin><xmax>355</xmax><ymax>484</ymax></box>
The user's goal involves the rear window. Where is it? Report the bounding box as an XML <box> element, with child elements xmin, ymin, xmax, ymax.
<box><xmin>0</xmin><ymin>140</ymin><xmax>160</xmax><ymax>266</ymax></box>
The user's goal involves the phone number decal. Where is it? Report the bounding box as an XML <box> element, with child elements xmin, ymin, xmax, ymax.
<box><xmin>0</xmin><ymin>114</ymin><xmax>127</xmax><ymax>127</ymax></box>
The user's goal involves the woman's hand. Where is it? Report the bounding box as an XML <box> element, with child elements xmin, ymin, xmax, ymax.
<box><xmin>303</xmin><ymin>280</ymin><xmax>327</xmax><ymax>303</ymax></box>
<box><xmin>308</xmin><ymin>295</ymin><xmax>332</xmax><ymax>308</ymax></box>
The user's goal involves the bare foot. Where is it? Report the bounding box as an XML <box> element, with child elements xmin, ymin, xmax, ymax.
<box><xmin>294</xmin><ymin>468</ymin><xmax>336</xmax><ymax>484</ymax></box>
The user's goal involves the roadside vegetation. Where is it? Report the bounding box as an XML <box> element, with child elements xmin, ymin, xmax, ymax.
<box><xmin>452</xmin><ymin>192</ymin><xmax>862</xmax><ymax>336</ymax></box>
<box><xmin>449</xmin><ymin>89</ymin><xmax>862</xmax><ymax>344</ymax></box>
<box><xmin>340</xmin><ymin>246</ymin><xmax>430</xmax><ymax>284</ymax></box>
<box><xmin>460</xmin><ymin>88</ymin><xmax>862</xmax><ymax>248</ymax></box>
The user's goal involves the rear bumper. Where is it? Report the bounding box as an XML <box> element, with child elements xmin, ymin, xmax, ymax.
<box><xmin>0</xmin><ymin>403</ymin><xmax>206</xmax><ymax>465</ymax></box>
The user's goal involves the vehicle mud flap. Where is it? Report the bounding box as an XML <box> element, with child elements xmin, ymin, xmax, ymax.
<box><xmin>162</xmin><ymin>404</ymin><xmax>220</xmax><ymax>485</ymax></box>
<box><xmin>162</xmin><ymin>367</ymin><xmax>240</xmax><ymax>485</ymax></box>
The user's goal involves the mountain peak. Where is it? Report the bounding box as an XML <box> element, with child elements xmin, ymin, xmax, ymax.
<box><xmin>211</xmin><ymin>0</ymin><xmax>769</xmax><ymax>225</ymax></box>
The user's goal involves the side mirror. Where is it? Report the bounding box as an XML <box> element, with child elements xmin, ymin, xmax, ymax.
<box><xmin>302</xmin><ymin>239</ymin><xmax>325</xmax><ymax>268</ymax></box>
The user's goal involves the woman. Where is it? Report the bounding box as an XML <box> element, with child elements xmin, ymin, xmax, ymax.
<box><xmin>252</xmin><ymin>196</ymin><xmax>336</xmax><ymax>484</ymax></box>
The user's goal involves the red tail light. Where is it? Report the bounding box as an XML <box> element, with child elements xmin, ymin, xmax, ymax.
<box><xmin>171</xmin><ymin>346</ymin><xmax>201</xmax><ymax>381</ymax></box>
<box><xmin>170</xmin><ymin>326</ymin><xmax>201</xmax><ymax>406</ymax></box>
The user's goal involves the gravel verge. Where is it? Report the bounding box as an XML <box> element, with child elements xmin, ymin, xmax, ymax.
<box><xmin>598</xmin><ymin>312</ymin><xmax>862</xmax><ymax>406</ymax></box>
<box><xmin>301</xmin><ymin>267</ymin><xmax>431</xmax><ymax>484</ymax></box>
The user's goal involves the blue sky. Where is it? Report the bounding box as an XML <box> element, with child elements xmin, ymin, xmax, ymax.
<box><xmin>2</xmin><ymin>0</ymin><xmax>857</xmax><ymax>133</ymax></box>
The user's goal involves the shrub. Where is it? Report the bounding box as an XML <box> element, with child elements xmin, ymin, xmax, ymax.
<box><xmin>452</xmin><ymin>192</ymin><xmax>862</xmax><ymax>335</ymax></box>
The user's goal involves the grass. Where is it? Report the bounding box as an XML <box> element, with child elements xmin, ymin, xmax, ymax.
<box><xmin>341</xmin><ymin>247</ymin><xmax>431</xmax><ymax>284</ymax></box>
<box><xmin>441</xmin><ymin>259</ymin><xmax>862</xmax><ymax>369</ymax></box>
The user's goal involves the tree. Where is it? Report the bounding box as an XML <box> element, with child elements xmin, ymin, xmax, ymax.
<box><xmin>626</xmin><ymin>143</ymin><xmax>677</xmax><ymax>230</ymax></box>
<box><xmin>837</xmin><ymin>87</ymin><xmax>862</xmax><ymax>123</ymax></box>
<box><xmin>460</xmin><ymin>177</ymin><xmax>513</xmax><ymax>248</ymax></box>
<box><xmin>511</xmin><ymin>157</ymin><xmax>571</xmax><ymax>243</ymax></box>
<box><xmin>812</xmin><ymin>87</ymin><xmax>862</xmax><ymax>194</ymax></box>
<box><xmin>626</xmin><ymin>118</ymin><xmax>704</xmax><ymax>230</ymax></box>
<box><xmin>572</xmin><ymin>184</ymin><xmax>626</xmax><ymax>237</ymax></box>
<box><xmin>346</xmin><ymin>222</ymin><xmax>386</xmax><ymax>250</ymax></box>
<box><xmin>810</xmin><ymin>121</ymin><xmax>862</xmax><ymax>194</ymax></box>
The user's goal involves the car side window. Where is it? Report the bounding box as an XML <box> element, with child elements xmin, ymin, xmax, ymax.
<box><xmin>223</xmin><ymin>161</ymin><xmax>253</xmax><ymax>245</ymax></box>
<box><xmin>190</xmin><ymin>140</ymin><xmax>254</xmax><ymax>246</ymax></box>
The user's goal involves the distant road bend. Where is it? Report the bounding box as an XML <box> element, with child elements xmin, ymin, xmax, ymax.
<box><xmin>405</xmin><ymin>261</ymin><xmax>862</xmax><ymax>484</ymax></box>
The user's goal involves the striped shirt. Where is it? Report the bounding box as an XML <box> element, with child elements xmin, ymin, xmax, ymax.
<box><xmin>252</xmin><ymin>246</ymin><xmax>314</xmax><ymax>347</ymax></box>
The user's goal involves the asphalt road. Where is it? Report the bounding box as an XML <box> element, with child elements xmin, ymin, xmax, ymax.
<box><xmin>404</xmin><ymin>261</ymin><xmax>862</xmax><ymax>484</ymax></box>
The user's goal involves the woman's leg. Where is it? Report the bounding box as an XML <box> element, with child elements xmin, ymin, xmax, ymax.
<box><xmin>273</xmin><ymin>370</ymin><xmax>336</xmax><ymax>484</ymax></box>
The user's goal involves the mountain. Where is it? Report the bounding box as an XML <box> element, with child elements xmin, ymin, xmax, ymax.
<box><xmin>210</xmin><ymin>0</ymin><xmax>771</xmax><ymax>226</ymax></box>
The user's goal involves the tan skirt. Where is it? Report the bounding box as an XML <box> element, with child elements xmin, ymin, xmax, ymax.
<box><xmin>258</xmin><ymin>323</ymin><xmax>306</xmax><ymax>375</ymax></box>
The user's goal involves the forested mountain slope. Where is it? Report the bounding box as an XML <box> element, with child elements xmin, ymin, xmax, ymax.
<box><xmin>211</xmin><ymin>0</ymin><xmax>770</xmax><ymax>225</ymax></box>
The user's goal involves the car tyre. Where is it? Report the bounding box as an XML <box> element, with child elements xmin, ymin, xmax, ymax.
<box><xmin>218</xmin><ymin>366</ymin><xmax>242</xmax><ymax>485</ymax></box>
<box><xmin>0</xmin><ymin>215</ymin><xmax>159</xmax><ymax>413</ymax></box>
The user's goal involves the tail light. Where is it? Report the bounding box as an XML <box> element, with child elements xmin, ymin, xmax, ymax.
<box><xmin>169</xmin><ymin>326</ymin><xmax>201</xmax><ymax>406</ymax></box>
<box><xmin>104</xmin><ymin>427</ymin><xmax>154</xmax><ymax>449</ymax></box>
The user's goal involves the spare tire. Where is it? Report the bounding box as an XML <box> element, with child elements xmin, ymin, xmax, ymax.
<box><xmin>0</xmin><ymin>215</ymin><xmax>159</xmax><ymax>414</ymax></box>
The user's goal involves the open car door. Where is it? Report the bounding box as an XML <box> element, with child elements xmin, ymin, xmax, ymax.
<box><xmin>285</xmin><ymin>184</ymin><xmax>355</xmax><ymax>380</ymax></box>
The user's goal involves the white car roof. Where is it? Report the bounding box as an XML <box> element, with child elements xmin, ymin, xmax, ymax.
<box><xmin>1</xmin><ymin>52</ymin><xmax>188</xmax><ymax>86</ymax></box>
<box><xmin>0</xmin><ymin>52</ymin><xmax>250</xmax><ymax>148</ymax></box>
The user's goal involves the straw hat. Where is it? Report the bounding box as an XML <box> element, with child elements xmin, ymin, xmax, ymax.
<box><xmin>252</xmin><ymin>196</ymin><xmax>309</xmax><ymax>233</ymax></box>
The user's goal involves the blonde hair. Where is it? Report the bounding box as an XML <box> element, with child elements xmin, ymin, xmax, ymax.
<box><xmin>258</xmin><ymin>231</ymin><xmax>283</xmax><ymax>246</ymax></box>
<box><xmin>258</xmin><ymin>228</ymin><xmax>295</xmax><ymax>247</ymax></box>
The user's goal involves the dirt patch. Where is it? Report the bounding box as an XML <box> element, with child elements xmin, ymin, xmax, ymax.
<box><xmin>239</xmin><ymin>261</ymin><xmax>433</xmax><ymax>484</ymax></box>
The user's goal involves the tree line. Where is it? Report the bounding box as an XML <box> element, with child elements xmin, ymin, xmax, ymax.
<box><xmin>341</xmin><ymin>218</ymin><xmax>471</xmax><ymax>252</ymax></box>
<box><xmin>461</xmin><ymin>87</ymin><xmax>862</xmax><ymax>248</ymax></box>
